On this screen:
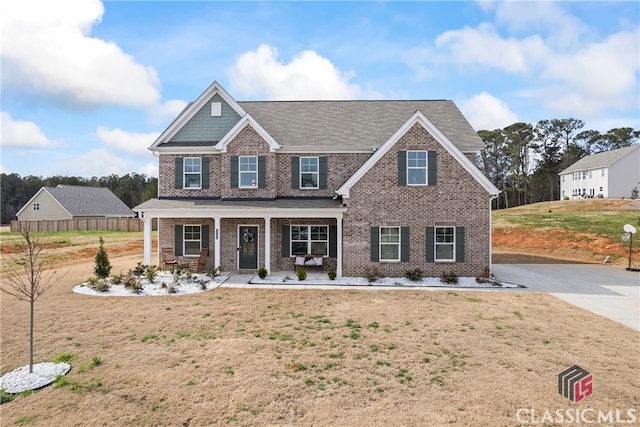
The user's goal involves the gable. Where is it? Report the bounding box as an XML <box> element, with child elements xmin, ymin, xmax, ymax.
<box><xmin>170</xmin><ymin>93</ymin><xmax>241</xmax><ymax>143</ymax></box>
<box><xmin>337</xmin><ymin>111</ymin><xmax>499</xmax><ymax>198</ymax></box>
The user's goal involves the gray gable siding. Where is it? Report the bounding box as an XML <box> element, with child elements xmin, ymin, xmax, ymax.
<box><xmin>170</xmin><ymin>93</ymin><xmax>241</xmax><ymax>143</ymax></box>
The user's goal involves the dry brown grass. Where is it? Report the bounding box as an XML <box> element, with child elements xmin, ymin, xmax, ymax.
<box><xmin>1</xmin><ymin>248</ymin><xmax>639</xmax><ymax>426</ymax></box>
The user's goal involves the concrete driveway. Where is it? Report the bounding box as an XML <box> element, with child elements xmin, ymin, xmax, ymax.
<box><xmin>492</xmin><ymin>263</ymin><xmax>640</xmax><ymax>331</ymax></box>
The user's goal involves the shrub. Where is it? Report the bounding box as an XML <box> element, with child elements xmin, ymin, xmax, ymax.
<box><xmin>110</xmin><ymin>273</ymin><xmax>125</xmax><ymax>285</ymax></box>
<box><xmin>257</xmin><ymin>267</ymin><xmax>268</xmax><ymax>279</ymax></box>
<box><xmin>124</xmin><ymin>276</ymin><xmax>143</xmax><ymax>294</ymax></box>
<box><xmin>296</xmin><ymin>268</ymin><xmax>307</xmax><ymax>281</ymax></box>
<box><xmin>440</xmin><ymin>271</ymin><xmax>459</xmax><ymax>285</ymax></box>
<box><xmin>144</xmin><ymin>265</ymin><xmax>158</xmax><ymax>282</ymax></box>
<box><xmin>132</xmin><ymin>262</ymin><xmax>146</xmax><ymax>277</ymax></box>
<box><xmin>92</xmin><ymin>279</ymin><xmax>110</xmax><ymax>293</ymax></box>
<box><xmin>207</xmin><ymin>267</ymin><xmax>220</xmax><ymax>278</ymax></box>
<box><xmin>364</xmin><ymin>267</ymin><xmax>380</xmax><ymax>283</ymax></box>
<box><xmin>86</xmin><ymin>276</ymin><xmax>99</xmax><ymax>287</ymax></box>
<box><xmin>94</xmin><ymin>237</ymin><xmax>111</xmax><ymax>279</ymax></box>
<box><xmin>327</xmin><ymin>269</ymin><xmax>337</xmax><ymax>280</ymax></box>
<box><xmin>404</xmin><ymin>268</ymin><xmax>424</xmax><ymax>281</ymax></box>
<box><xmin>631</xmin><ymin>187</ymin><xmax>638</xmax><ymax>199</ymax></box>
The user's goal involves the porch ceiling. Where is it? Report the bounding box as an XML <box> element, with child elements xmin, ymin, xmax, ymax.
<box><xmin>134</xmin><ymin>197</ymin><xmax>346</xmax><ymax>219</ymax></box>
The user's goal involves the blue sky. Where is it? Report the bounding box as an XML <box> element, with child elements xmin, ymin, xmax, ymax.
<box><xmin>1</xmin><ymin>0</ymin><xmax>638</xmax><ymax>178</ymax></box>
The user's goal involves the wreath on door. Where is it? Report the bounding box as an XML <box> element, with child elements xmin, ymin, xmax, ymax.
<box><xmin>242</xmin><ymin>229</ymin><xmax>254</xmax><ymax>243</ymax></box>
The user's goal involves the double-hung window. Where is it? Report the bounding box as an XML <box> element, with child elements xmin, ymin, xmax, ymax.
<box><xmin>184</xmin><ymin>225</ymin><xmax>201</xmax><ymax>256</ymax></box>
<box><xmin>239</xmin><ymin>156</ymin><xmax>258</xmax><ymax>188</ymax></box>
<box><xmin>184</xmin><ymin>158</ymin><xmax>202</xmax><ymax>189</ymax></box>
<box><xmin>291</xmin><ymin>225</ymin><xmax>328</xmax><ymax>256</ymax></box>
<box><xmin>300</xmin><ymin>157</ymin><xmax>319</xmax><ymax>188</ymax></box>
<box><xmin>435</xmin><ymin>226</ymin><xmax>455</xmax><ymax>262</ymax></box>
<box><xmin>407</xmin><ymin>151</ymin><xmax>427</xmax><ymax>185</ymax></box>
<box><xmin>380</xmin><ymin>227</ymin><xmax>400</xmax><ymax>261</ymax></box>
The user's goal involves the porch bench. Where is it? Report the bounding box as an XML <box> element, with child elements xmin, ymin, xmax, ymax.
<box><xmin>294</xmin><ymin>254</ymin><xmax>324</xmax><ymax>271</ymax></box>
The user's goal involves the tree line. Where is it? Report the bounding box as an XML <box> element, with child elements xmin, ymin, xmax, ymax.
<box><xmin>0</xmin><ymin>173</ymin><xmax>158</xmax><ymax>225</ymax></box>
<box><xmin>477</xmin><ymin>119</ymin><xmax>639</xmax><ymax>209</ymax></box>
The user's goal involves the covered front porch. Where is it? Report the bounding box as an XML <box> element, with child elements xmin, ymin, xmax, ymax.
<box><xmin>133</xmin><ymin>198</ymin><xmax>347</xmax><ymax>276</ymax></box>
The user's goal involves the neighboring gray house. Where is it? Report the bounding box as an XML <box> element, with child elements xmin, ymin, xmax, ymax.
<box><xmin>559</xmin><ymin>145</ymin><xmax>640</xmax><ymax>199</ymax></box>
<box><xmin>134</xmin><ymin>81</ymin><xmax>499</xmax><ymax>278</ymax></box>
<box><xmin>16</xmin><ymin>185</ymin><xmax>135</xmax><ymax>221</ymax></box>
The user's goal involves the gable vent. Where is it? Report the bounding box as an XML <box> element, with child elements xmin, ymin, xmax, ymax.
<box><xmin>211</xmin><ymin>102</ymin><xmax>222</xmax><ymax>117</ymax></box>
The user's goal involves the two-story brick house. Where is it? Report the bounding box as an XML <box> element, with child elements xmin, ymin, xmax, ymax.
<box><xmin>133</xmin><ymin>81</ymin><xmax>499</xmax><ymax>278</ymax></box>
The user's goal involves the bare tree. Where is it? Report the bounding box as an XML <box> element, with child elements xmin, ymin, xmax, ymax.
<box><xmin>1</xmin><ymin>225</ymin><xmax>59</xmax><ymax>373</ymax></box>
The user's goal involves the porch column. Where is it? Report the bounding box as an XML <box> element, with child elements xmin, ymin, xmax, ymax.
<box><xmin>264</xmin><ymin>216</ymin><xmax>271</xmax><ymax>273</ymax></box>
<box><xmin>143</xmin><ymin>215</ymin><xmax>153</xmax><ymax>265</ymax></box>
<box><xmin>336</xmin><ymin>216</ymin><xmax>343</xmax><ymax>277</ymax></box>
<box><xmin>214</xmin><ymin>216</ymin><xmax>221</xmax><ymax>270</ymax></box>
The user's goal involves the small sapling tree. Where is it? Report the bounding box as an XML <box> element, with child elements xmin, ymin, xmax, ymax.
<box><xmin>94</xmin><ymin>236</ymin><xmax>111</xmax><ymax>279</ymax></box>
<box><xmin>1</xmin><ymin>225</ymin><xmax>59</xmax><ymax>373</ymax></box>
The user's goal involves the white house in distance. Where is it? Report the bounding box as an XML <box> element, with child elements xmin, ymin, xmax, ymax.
<box><xmin>16</xmin><ymin>185</ymin><xmax>135</xmax><ymax>221</ymax></box>
<box><xmin>559</xmin><ymin>145</ymin><xmax>640</xmax><ymax>199</ymax></box>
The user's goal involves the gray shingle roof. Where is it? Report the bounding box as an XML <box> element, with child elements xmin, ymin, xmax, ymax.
<box><xmin>45</xmin><ymin>185</ymin><xmax>134</xmax><ymax>217</ymax></box>
<box><xmin>136</xmin><ymin>197</ymin><xmax>343</xmax><ymax>212</ymax></box>
<box><xmin>238</xmin><ymin>100</ymin><xmax>484</xmax><ymax>152</ymax></box>
<box><xmin>560</xmin><ymin>145</ymin><xmax>639</xmax><ymax>174</ymax></box>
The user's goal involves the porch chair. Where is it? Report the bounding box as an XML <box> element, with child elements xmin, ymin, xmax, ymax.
<box><xmin>188</xmin><ymin>248</ymin><xmax>209</xmax><ymax>273</ymax></box>
<box><xmin>161</xmin><ymin>247</ymin><xmax>178</xmax><ymax>271</ymax></box>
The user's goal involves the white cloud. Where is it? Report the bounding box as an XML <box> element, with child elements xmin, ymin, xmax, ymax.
<box><xmin>0</xmin><ymin>111</ymin><xmax>56</xmax><ymax>147</ymax></box>
<box><xmin>0</xmin><ymin>164</ymin><xmax>9</xmax><ymax>174</ymax></box>
<box><xmin>459</xmin><ymin>92</ymin><xmax>519</xmax><ymax>131</ymax></box>
<box><xmin>491</xmin><ymin>1</ymin><xmax>588</xmax><ymax>48</ymax></box>
<box><xmin>55</xmin><ymin>148</ymin><xmax>140</xmax><ymax>177</ymax></box>
<box><xmin>96</xmin><ymin>127</ymin><xmax>159</xmax><ymax>157</ymax></box>
<box><xmin>540</xmin><ymin>29</ymin><xmax>640</xmax><ymax>117</ymax></box>
<box><xmin>434</xmin><ymin>23</ymin><xmax>547</xmax><ymax>73</ymax></box>
<box><xmin>148</xmin><ymin>99</ymin><xmax>189</xmax><ymax>125</ymax></box>
<box><xmin>227</xmin><ymin>44</ymin><xmax>364</xmax><ymax>100</ymax></box>
<box><xmin>0</xmin><ymin>0</ymin><xmax>161</xmax><ymax>109</ymax></box>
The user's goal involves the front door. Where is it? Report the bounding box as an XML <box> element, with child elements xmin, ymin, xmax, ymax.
<box><xmin>238</xmin><ymin>226</ymin><xmax>258</xmax><ymax>270</ymax></box>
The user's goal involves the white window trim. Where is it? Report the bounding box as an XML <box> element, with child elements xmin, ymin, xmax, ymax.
<box><xmin>299</xmin><ymin>156</ymin><xmax>319</xmax><ymax>189</ymax></box>
<box><xmin>290</xmin><ymin>225</ymin><xmax>328</xmax><ymax>257</ymax></box>
<box><xmin>406</xmin><ymin>150</ymin><xmax>428</xmax><ymax>186</ymax></box>
<box><xmin>435</xmin><ymin>226</ymin><xmax>455</xmax><ymax>262</ymax></box>
<box><xmin>183</xmin><ymin>157</ymin><xmax>202</xmax><ymax>190</ymax></box>
<box><xmin>183</xmin><ymin>224</ymin><xmax>201</xmax><ymax>257</ymax></box>
<box><xmin>33</xmin><ymin>203</ymin><xmax>39</xmax><ymax>211</ymax></box>
<box><xmin>379</xmin><ymin>226</ymin><xmax>401</xmax><ymax>262</ymax></box>
<box><xmin>239</xmin><ymin>155</ymin><xmax>258</xmax><ymax>189</ymax></box>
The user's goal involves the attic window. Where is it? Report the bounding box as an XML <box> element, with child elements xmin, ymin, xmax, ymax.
<box><xmin>211</xmin><ymin>102</ymin><xmax>222</xmax><ymax>117</ymax></box>
<box><xmin>33</xmin><ymin>203</ymin><xmax>40</xmax><ymax>211</ymax></box>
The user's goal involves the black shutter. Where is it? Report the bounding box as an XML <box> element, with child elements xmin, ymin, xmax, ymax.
<box><xmin>329</xmin><ymin>225</ymin><xmax>337</xmax><ymax>258</ymax></box>
<box><xmin>281</xmin><ymin>225</ymin><xmax>290</xmax><ymax>257</ymax></box>
<box><xmin>202</xmin><ymin>157</ymin><xmax>210</xmax><ymax>189</ymax></box>
<box><xmin>370</xmin><ymin>227</ymin><xmax>379</xmax><ymax>262</ymax></box>
<box><xmin>397</xmin><ymin>151</ymin><xmax>406</xmax><ymax>186</ymax></box>
<box><xmin>428</xmin><ymin>151</ymin><xmax>437</xmax><ymax>186</ymax></box>
<box><xmin>291</xmin><ymin>157</ymin><xmax>300</xmax><ymax>189</ymax></box>
<box><xmin>426</xmin><ymin>226</ymin><xmax>435</xmax><ymax>262</ymax></box>
<box><xmin>400</xmin><ymin>227</ymin><xmax>410</xmax><ymax>262</ymax></box>
<box><xmin>175</xmin><ymin>158</ymin><xmax>183</xmax><ymax>189</ymax></box>
<box><xmin>175</xmin><ymin>225</ymin><xmax>183</xmax><ymax>256</ymax></box>
<box><xmin>202</xmin><ymin>225</ymin><xmax>209</xmax><ymax>255</ymax></box>
<box><xmin>230</xmin><ymin>156</ymin><xmax>238</xmax><ymax>188</ymax></box>
<box><xmin>319</xmin><ymin>157</ymin><xmax>328</xmax><ymax>189</ymax></box>
<box><xmin>455</xmin><ymin>226</ymin><xmax>465</xmax><ymax>262</ymax></box>
<box><xmin>258</xmin><ymin>156</ymin><xmax>266</xmax><ymax>188</ymax></box>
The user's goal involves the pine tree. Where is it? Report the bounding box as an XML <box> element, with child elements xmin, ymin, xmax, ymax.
<box><xmin>94</xmin><ymin>237</ymin><xmax>111</xmax><ymax>279</ymax></box>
